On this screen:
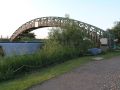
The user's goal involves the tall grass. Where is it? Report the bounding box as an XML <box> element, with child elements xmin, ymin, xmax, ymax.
<box><xmin>0</xmin><ymin>41</ymin><xmax>80</xmax><ymax>81</ymax></box>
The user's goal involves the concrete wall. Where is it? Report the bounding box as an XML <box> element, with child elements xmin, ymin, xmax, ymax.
<box><xmin>0</xmin><ymin>42</ymin><xmax>42</xmax><ymax>57</ymax></box>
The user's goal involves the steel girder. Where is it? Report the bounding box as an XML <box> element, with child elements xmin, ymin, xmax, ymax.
<box><xmin>10</xmin><ymin>16</ymin><xmax>107</xmax><ymax>42</ymax></box>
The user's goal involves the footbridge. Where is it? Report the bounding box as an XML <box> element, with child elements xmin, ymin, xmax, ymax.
<box><xmin>10</xmin><ymin>16</ymin><xmax>109</xmax><ymax>43</ymax></box>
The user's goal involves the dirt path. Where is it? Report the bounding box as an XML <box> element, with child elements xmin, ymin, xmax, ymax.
<box><xmin>29</xmin><ymin>56</ymin><xmax>120</xmax><ymax>90</ymax></box>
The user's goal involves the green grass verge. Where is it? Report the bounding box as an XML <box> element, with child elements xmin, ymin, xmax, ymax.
<box><xmin>0</xmin><ymin>51</ymin><xmax>120</xmax><ymax>90</ymax></box>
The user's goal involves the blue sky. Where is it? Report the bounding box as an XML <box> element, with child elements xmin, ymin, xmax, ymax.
<box><xmin>0</xmin><ymin>0</ymin><xmax>120</xmax><ymax>38</ymax></box>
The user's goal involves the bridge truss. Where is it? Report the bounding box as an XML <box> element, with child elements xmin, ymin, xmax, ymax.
<box><xmin>10</xmin><ymin>16</ymin><xmax>110</xmax><ymax>45</ymax></box>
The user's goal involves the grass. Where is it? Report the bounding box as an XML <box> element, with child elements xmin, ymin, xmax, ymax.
<box><xmin>0</xmin><ymin>42</ymin><xmax>83</xmax><ymax>81</ymax></box>
<box><xmin>0</xmin><ymin>51</ymin><xmax>120</xmax><ymax>90</ymax></box>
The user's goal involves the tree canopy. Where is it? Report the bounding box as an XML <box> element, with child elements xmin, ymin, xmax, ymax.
<box><xmin>48</xmin><ymin>22</ymin><xmax>94</xmax><ymax>54</ymax></box>
<box><xmin>108</xmin><ymin>21</ymin><xmax>120</xmax><ymax>43</ymax></box>
<box><xmin>18</xmin><ymin>32</ymin><xmax>36</xmax><ymax>41</ymax></box>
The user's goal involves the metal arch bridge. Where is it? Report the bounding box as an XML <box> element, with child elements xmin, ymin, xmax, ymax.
<box><xmin>10</xmin><ymin>16</ymin><xmax>109</xmax><ymax>42</ymax></box>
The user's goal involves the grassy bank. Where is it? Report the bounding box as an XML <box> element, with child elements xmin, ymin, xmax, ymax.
<box><xmin>0</xmin><ymin>45</ymin><xmax>80</xmax><ymax>81</ymax></box>
<box><xmin>0</xmin><ymin>51</ymin><xmax>120</xmax><ymax>90</ymax></box>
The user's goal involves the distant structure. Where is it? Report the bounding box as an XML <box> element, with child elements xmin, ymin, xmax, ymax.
<box><xmin>0</xmin><ymin>35</ymin><xmax>9</xmax><ymax>39</ymax></box>
<box><xmin>0</xmin><ymin>35</ymin><xmax>9</xmax><ymax>42</ymax></box>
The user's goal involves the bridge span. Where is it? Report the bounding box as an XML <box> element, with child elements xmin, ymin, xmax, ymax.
<box><xmin>10</xmin><ymin>16</ymin><xmax>109</xmax><ymax>43</ymax></box>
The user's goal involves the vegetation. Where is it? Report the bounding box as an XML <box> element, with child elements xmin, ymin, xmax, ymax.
<box><xmin>0</xmin><ymin>38</ymin><xmax>9</xmax><ymax>42</ymax></box>
<box><xmin>108</xmin><ymin>21</ymin><xmax>120</xmax><ymax>43</ymax></box>
<box><xmin>48</xmin><ymin>23</ymin><xmax>94</xmax><ymax>55</ymax></box>
<box><xmin>0</xmin><ymin>56</ymin><xmax>92</xmax><ymax>90</ymax></box>
<box><xmin>0</xmin><ymin>51</ymin><xmax>120</xmax><ymax>90</ymax></box>
<box><xmin>17</xmin><ymin>32</ymin><xmax>36</xmax><ymax>41</ymax></box>
<box><xmin>0</xmin><ymin>22</ymin><xmax>95</xmax><ymax>81</ymax></box>
<box><xmin>0</xmin><ymin>46</ymin><xmax>4</xmax><ymax>57</ymax></box>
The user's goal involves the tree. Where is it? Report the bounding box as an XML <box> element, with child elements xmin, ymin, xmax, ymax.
<box><xmin>0</xmin><ymin>38</ymin><xmax>9</xmax><ymax>42</ymax></box>
<box><xmin>48</xmin><ymin>22</ymin><xmax>94</xmax><ymax>54</ymax></box>
<box><xmin>19</xmin><ymin>32</ymin><xmax>36</xmax><ymax>41</ymax></box>
<box><xmin>108</xmin><ymin>21</ymin><xmax>120</xmax><ymax>43</ymax></box>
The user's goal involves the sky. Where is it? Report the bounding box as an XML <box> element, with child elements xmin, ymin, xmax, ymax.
<box><xmin>0</xmin><ymin>0</ymin><xmax>120</xmax><ymax>38</ymax></box>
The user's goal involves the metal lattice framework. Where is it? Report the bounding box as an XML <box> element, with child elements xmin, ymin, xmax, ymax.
<box><xmin>10</xmin><ymin>16</ymin><xmax>108</xmax><ymax>42</ymax></box>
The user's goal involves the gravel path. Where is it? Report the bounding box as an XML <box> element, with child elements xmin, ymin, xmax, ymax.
<box><xmin>29</xmin><ymin>56</ymin><xmax>120</xmax><ymax>90</ymax></box>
